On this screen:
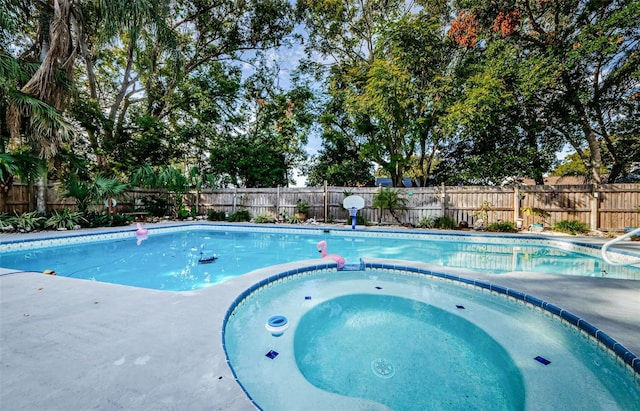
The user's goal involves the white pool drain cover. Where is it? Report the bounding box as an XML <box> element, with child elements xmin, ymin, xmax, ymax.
<box><xmin>371</xmin><ymin>358</ymin><xmax>395</xmax><ymax>379</ymax></box>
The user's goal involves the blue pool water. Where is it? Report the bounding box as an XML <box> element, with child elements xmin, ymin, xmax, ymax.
<box><xmin>1</xmin><ymin>226</ymin><xmax>639</xmax><ymax>290</ymax></box>
<box><xmin>295</xmin><ymin>294</ymin><xmax>525</xmax><ymax>410</ymax></box>
<box><xmin>224</xmin><ymin>268</ymin><xmax>640</xmax><ymax>410</ymax></box>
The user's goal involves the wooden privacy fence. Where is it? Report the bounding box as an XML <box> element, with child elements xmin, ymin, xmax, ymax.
<box><xmin>5</xmin><ymin>183</ymin><xmax>640</xmax><ymax>231</ymax></box>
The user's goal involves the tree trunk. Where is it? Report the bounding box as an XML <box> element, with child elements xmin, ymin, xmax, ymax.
<box><xmin>36</xmin><ymin>175</ymin><xmax>47</xmax><ymax>213</ymax></box>
<box><xmin>0</xmin><ymin>191</ymin><xmax>7</xmax><ymax>214</ymax></box>
<box><xmin>562</xmin><ymin>74</ymin><xmax>602</xmax><ymax>183</ymax></box>
<box><xmin>0</xmin><ymin>175</ymin><xmax>13</xmax><ymax>213</ymax></box>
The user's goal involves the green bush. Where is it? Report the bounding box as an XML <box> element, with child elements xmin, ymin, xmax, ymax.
<box><xmin>45</xmin><ymin>210</ymin><xmax>87</xmax><ymax>230</ymax></box>
<box><xmin>0</xmin><ymin>213</ymin><xmax>12</xmax><ymax>230</ymax></box>
<box><xmin>85</xmin><ymin>211</ymin><xmax>133</xmax><ymax>227</ymax></box>
<box><xmin>415</xmin><ymin>216</ymin><xmax>437</xmax><ymax>229</ymax></box>
<box><xmin>487</xmin><ymin>221</ymin><xmax>518</xmax><ymax>233</ymax></box>
<box><xmin>227</xmin><ymin>210</ymin><xmax>251</xmax><ymax>222</ymax></box>
<box><xmin>253</xmin><ymin>212</ymin><xmax>277</xmax><ymax>223</ymax></box>
<box><xmin>296</xmin><ymin>199</ymin><xmax>310</xmax><ymax>216</ymax></box>
<box><xmin>177</xmin><ymin>205</ymin><xmax>196</xmax><ymax>219</ymax></box>
<box><xmin>140</xmin><ymin>195</ymin><xmax>170</xmax><ymax>217</ymax></box>
<box><xmin>372</xmin><ymin>188</ymin><xmax>408</xmax><ymax>224</ymax></box>
<box><xmin>553</xmin><ymin>219</ymin><xmax>589</xmax><ymax>235</ymax></box>
<box><xmin>112</xmin><ymin>213</ymin><xmax>134</xmax><ymax>226</ymax></box>
<box><xmin>8</xmin><ymin>211</ymin><xmax>46</xmax><ymax>232</ymax></box>
<box><xmin>62</xmin><ymin>173</ymin><xmax>128</xmax><ymax>214</ymax></box>
<box><xmin>435</xmin><ymin>215</ymin><xmax>457</xmax><ymax>229</ymax></box>
<box><xmin>207</xmin><ymin>209</ymin><xmax>226</xmax><ymax>221</ymax></box>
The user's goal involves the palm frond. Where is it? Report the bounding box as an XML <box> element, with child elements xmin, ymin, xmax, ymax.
<box><xmin>6</xmin><ymin>90</ymin><xmax>75</xmax><ymax>158</ymax></box>
<box><xmin>94</xmin><ymin>175</ymin><xmax>128</xmax><ymax>199</ymax></box>
<box><xmin>0</xmin><ymin>152</ymin><xmax>43</xmax><ymax>182</ymax></box>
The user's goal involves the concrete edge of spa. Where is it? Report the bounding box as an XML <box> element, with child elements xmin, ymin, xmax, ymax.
<box><xmin>1</xmin><ymin>223</ymin><xmax>639</xmax><ymax>410</ymax></box>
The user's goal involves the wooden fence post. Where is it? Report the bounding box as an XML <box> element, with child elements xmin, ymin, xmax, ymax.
<box><xmin>323</xmin><ymin>181</ymin><xmax>328</xmax><ymax>222</ymax></box>
<box><xmin>591</xmin><ymin>184</ymin><xmax>599</xmax><ymax>231</ymax></box>
<box><xmin>377</xmin><ymin>183</ymin><xmax>383</xmax><ymax>224</ymax></box>
<box><xmin>440</xmin><ymin>183</ymin><xmax>446</xmax><ymax>217</ymax></box>
<box><xmin>513</xmin><ymin>186</ymin><xmax>520</xmax><ymax>222</ymax></box>
<box><xmin>276</xmin><ymin>185</ymin><xmax>280</xmax><ymax>218</ymax></box>
<box><xmin>232</xmin><ymin>188</ymin><xmax>237</xmax><ymax>214</ymax></box>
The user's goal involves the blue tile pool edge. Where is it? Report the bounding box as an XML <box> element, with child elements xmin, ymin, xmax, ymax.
<box><xmin>221</xmin><ymin>259</ymin><xmax>640</xmax><ymax>403</ymax></box>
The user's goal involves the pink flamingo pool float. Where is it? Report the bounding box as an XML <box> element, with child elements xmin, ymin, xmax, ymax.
<box><xmin>135</xmin><ymin>223</ymin><xmax>149</xmax><ymax>245</ymax></box>
<box><xmin>135</xmin><ymin>223</ymin><xmax>148</xmax><ymax>236</ymax></box>
<box><xmin>317</xmin><ymin>240</ymin><xmax>345</xmax><ymax>269</ymax></box>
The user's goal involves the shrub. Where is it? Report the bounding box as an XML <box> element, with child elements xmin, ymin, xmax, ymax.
<box><xmin>289</xmin><ymin>213</ymin><xmax>303</xmax><ymax>224</ymax></box>
<box><xmin>473</xmin><ymin>201</ymin><xmax>493</xmax><ymax>223</ymax></box>
<box><xmin>45</xmin><ymin>210</ymin><xmax>87</xmax><ymax>230</ymax></box>
<box><xmin>296</xmin><ymin>199</ymin><xmax>310</xmax><ymax>216</ymax></box>
<box><xmin>0</xmin><ymin>213</ymin><xmax>13</xmax><ymax>230</ymax></box>
<box><xmin>177</xmin><ymin>205</ymin><xmax>196</xmax><ymax>219</ymax></box>
<box><xmin>8</xmin><ymin>211</ymin><xmax>46</xmax><ymax>232</ymax></box>
<box><xmin>415</xmin><ymin>216</ymin><xmax>437</xmax><ymax>229</ymax></box>
<box><xmin>111</xmin><ymin>213</ymin><xmax>134</xmax><ymax>226</ymax></box>
<box><xmin>553</xmin><ymin>219</ymin><xmax>589</xmax><ymax>235</ymax></box>
<box><xmin>207</xmin><ymin>209</ymin><xmax>226</xmax><ymax>221</ymax></box>
<box><xmin>85</xmin><ymin>211</ymin><xmax>133</xmax><ymax>227</ymax></box>
<box><xmin>435</xmin><ymin>215</ymin><xmax>457</xmax><ymax>229</ymax></box>
<box><xmin>521</xmin><ymin>206</ymin><xmax>549</xmax><ymax>224</ymax></box>
<box><xmin>372</xmin><ymin>188</ymin><xmax>408</xmax><ymax>224</ymax></box>
<box><xmin>228</xmin><ymin>210</ymin><xmax>251</xmax><ymax>222</ymax></box>
<box><xmin>487</xmin><ymin>221</ymin><xmax>518</xmax><ymax>233</ymax></box>
<box><xmin>62</xmin><ymin>173</ymin><xmax>128</xmax><ymax>214</ymax></box>
<box><xmin>253</xmin><ymin>212</ymin><xmax>277</xmax><ymax>223</ymax></box>
<box><xmin>85</xmin><ymin>211</ymin><xmax>110</xmax><ymax>227</ymax></box>
<box><xmin>140</xmin><ymin>195</ymin><xmax>170</xmax><ymax>217</ymax></box>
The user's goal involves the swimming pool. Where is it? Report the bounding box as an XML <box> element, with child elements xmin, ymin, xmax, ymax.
<box><xmin>1</xmin><ymin>224</ymin><xmax>639</xmax><ymax>290</ymax></box>
<box><xmin>223</xmin><ymin>265</ymin><xmax>640</xmax><ymax>410</ymax></box>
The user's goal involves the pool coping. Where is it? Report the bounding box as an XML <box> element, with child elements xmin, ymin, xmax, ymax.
<box><xmin>1</xmin><ymin>222</ymin><xmax>640</xmax><ymax>410</ymax></box>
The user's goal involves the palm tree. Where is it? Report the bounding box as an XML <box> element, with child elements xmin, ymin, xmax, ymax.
<box><xmin>372</xmin><ymin>187</ymin><xmax>408</xmax><ymax>225</ymax></box>
<box><xmin>4</xmin><ymin>0</ymin><xmax>163</xmax><ymax>212</ymax></box>
<box><xmin>1</xmin><ymin>38</ymin><xmax>67</xmax><ymax>213</ymax></box>
<box><xmin>62</xmin><ymin>173</ymin><xmax>128</xmax><ymax>214</ymax></box>
<box><xmin>2</xmin><ymin>2</ymin><xmax>74</xmax><ymax>213</ymax></box>
<box><xmin>131</xmin><ymin>165</ymin><xmax>190</xmax><ymax>218</ymax></box>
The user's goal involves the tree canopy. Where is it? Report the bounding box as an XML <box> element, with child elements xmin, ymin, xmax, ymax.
<box><xmin>302</xmin><ymin>0</ymin><xmax>639</xmax><ymax>186</ymax></box>
<box><xmin>1</xmin><ymin>0</ymin><xmax>638</xmax><ymax>211</ymax></box>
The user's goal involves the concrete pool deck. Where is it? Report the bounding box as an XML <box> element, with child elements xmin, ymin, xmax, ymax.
<box><xmin>1</xmin><ymin>224</ymin><xmax>639</xmax><ymax>410</ymax></box>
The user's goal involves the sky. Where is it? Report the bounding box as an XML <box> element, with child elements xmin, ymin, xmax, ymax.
<box><xmin>239</xmin><ymin>28</ymin><xmax>323</xmax><ymax>186</ymax></box>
